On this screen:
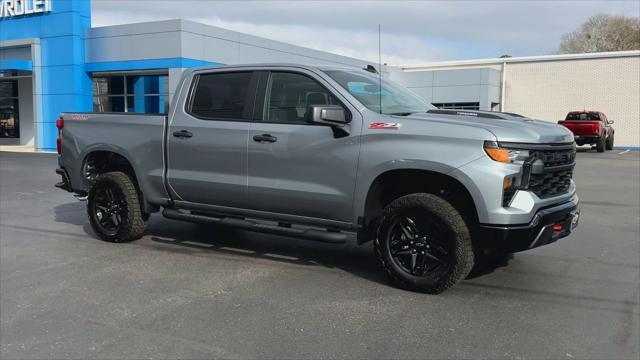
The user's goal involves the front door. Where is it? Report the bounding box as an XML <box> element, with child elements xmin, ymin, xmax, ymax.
<box><xmin>247</xmin><ymin>70</ymin><xmax>361</xmax><ymax>223</ymax></box>
<box><xmin>167</xmin><ymin>71</ymin><xmax>259</xmax><ymax>209</ymax></box>
<box><xmin>0</xmin><ymin>81</ymin><xmax>19</xmax><ymax>139</ymax></box>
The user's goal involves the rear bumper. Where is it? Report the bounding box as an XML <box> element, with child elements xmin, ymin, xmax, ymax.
<box><xmin>574</xmin><ymin>135</ymin><xmax>599</xmax><ymax>144</ymax></box>
<box><xmin>479</xmin><ymin>198</ymin><xmax>579</xmax><ymax>253</ymax></box>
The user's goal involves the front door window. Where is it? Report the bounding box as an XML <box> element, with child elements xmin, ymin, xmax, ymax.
<box><xmin>0</xmin><ymin>81</ymin><xmax>19</xmax><ymax>139</ymax></box>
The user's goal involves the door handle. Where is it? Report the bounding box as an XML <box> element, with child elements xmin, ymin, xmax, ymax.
<box><xmin>253</xmin><ymin>134</ymin><xmax>277</xmax><ymax>143</ymax></box>
<box><xmin>173</xmin><ymin>130</ymin><xmax>193</xmax><ymax>139</ymax></box>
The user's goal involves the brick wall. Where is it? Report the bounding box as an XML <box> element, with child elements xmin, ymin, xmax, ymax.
<box><xmin>504</xmin><ymin>56</ymin><xmax>640</xmax><ymax>147</ymax></box>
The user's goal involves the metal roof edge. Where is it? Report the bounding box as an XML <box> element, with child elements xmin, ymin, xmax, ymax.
<box><xmin>394</xmin><ymin>50</ymin><xmax>640</xmax><ymax>71</ymax></box>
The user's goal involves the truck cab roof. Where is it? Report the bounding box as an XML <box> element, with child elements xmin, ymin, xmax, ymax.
<box><xmin>183</xmin><ymin>63</ymin><xmax>376</xmax><ymax>75</ymax></box>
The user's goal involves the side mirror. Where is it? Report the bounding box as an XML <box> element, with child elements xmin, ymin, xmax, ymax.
<box><xmin>608</xmin><ymin>120</ymin><xmax>614</xmax><ymax>124</ymax></box>
<box><xmin>308</xmin><ymin>105</ymin><xmax>348</xmax><ymax>126</ymax></box>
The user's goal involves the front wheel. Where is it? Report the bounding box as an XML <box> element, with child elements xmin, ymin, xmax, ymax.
<box><xmin>87</xmin><ymin>171</ymin><xmax>146</xmax><ymax>242</ymax></box>
<box><xmin>374</xmin><ymin>193</ymin><xmax>475</xmax><ymax>294</ymax></box>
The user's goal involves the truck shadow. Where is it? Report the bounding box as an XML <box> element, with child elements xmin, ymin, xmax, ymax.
<box><xmin>53</xmin><ymin>205</ymin><xmax>512</xmax><ymax>287</ymax></box>
<box><xmin>144</xmin><ymin>218</ymin><xmax>511</xmax><ymax>285</ymax></box>
<box><xmin>576</xmin><ymin>146</ymin><xmax>595</xmax><ymax>152</ymax></box>
<box><xmin>147</xmin><ymin>220</ymin><xmax>389</xmax><ymax>286</ymax></box>
<box><xmin>54</xmin><ymin>201</ymin><xmax>89</xmax><ymax>226</ymax></box>
<box><xmin>466</xmin><ymin>253</ymin><xmax>513</xmax><ymax>279</ymax></box>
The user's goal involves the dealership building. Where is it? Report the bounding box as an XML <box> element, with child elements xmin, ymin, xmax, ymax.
<box><xmin>1</xmin><ymin>0</ymin><xmax>639</xmax><ymax>150</ymax></box>
<box><xmin>390</xmin><ymin>51</ymin><xmax>640</xmax><ymax>148</ymax></box>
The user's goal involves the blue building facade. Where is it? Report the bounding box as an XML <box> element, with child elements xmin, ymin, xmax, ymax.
<box><xmin>1</xmin><ymin>0</ymin><xmax>91</xmax><ymax>150</ymax></box>
<box><xmin>0</xmin><ymin>0</ymin><xmax>368</xmax><ymax>151</ymax></box>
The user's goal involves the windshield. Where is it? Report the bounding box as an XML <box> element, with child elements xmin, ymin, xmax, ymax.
<box><xmin>324</xmin><ymin>70</ymin><xmax>436</xmax><ymax>115</ymax></box>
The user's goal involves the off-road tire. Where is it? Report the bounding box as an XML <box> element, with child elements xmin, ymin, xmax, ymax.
<box><xmin>87</xmin><ymin>171</ymin><xmax>146</xmax><ymax>242</ymax></box>
<box><xmin>606</xmin><ymin>134</ymin><xmax>614</xmax><ymax>150</ymax></box>
<box><xmin>596</xmin><ymin>135</ymin><xmax>606</xmax><ymax>152</ymax></box>
<box><xmin>374</xmin><ymin>193</ymin><xmax>475</xmax><ymax>294</ymax></box>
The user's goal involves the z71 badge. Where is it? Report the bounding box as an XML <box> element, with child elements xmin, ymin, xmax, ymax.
<box><xmin>369</xmin><ymin>122</ymin><xmax>401</xmax><ymax>130</ymax></box>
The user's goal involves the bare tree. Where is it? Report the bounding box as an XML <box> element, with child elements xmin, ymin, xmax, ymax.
<box><xmin>558</xmin><ymin>14</ymin><xmax>640</xmax><ymax>54</ymax></box>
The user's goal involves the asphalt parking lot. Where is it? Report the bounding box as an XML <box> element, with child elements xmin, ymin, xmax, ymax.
<box><xmin>1</xmin><ymin>150</ymin><xmax>638</xmax><ymax>359</ymax></box>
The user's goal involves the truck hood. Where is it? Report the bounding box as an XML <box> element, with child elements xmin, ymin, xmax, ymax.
<box><xmin>400</xmin><ymin>110</ymin><xmax>575</xmax><ymax>144</ymax></box>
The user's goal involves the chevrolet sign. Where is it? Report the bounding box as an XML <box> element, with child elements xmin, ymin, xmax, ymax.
<box><xmin>0</xmin><ymin>0</ymin><xmax>52</xmax><ymax>19</ymax></box>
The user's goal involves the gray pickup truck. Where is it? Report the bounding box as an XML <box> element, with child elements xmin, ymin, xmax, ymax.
<box><xmin>55</xmin><ymin>64</ymin><xmax>580</xmax><ymax>293</ymax></box>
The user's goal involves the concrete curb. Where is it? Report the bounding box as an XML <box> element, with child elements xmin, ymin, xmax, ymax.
<box><xmin>0</xmin><ymin>146</ymin><xmax>55</xmax><ymax>154</ymax></box>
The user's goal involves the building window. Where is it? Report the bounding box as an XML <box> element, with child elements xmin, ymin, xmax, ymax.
<box><xmin>431</xmin><ymin>102</ymin><xmax>480</xmax><ymax>110</ymax></box>
<box><xmin>0</xmin><ymin>80</ymin><xmax>19</xmax><ymax>139</ymax></box>
<box><xmin>93</xmin><ymin>73</ymin><xmax>169</xmax><ymax>113</ymax></box>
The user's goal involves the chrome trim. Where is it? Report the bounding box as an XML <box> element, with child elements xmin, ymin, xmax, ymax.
<box><xmin>499</xmin><ymin>142</ymin><xmax>576</xmax><ymax>151</ymax></box>
<box><xmin>529</xmin><ymin>225</ymin><xmax>551</xmax><ymax>248</ymax></box>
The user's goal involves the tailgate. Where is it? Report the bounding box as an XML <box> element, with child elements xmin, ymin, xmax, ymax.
<box><xmin>558</xmin><ymin>120</ymin><xmax>600</xmax><ymax>136</ymax></box>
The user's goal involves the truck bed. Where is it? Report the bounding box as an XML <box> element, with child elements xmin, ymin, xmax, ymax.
<box><xmin>57</xmin><ymin>112</ymin><xmax>169</xmax><ymax>205</ymax></box>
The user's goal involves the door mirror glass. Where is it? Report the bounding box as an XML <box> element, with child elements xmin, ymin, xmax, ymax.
<box><xmin>608</xmin><ymin>120</ymin><xmax>614</xmax><ymax>124</ymax></box>
<box><xmin>308</xmin><ymin>105</ymin><xmax>347</xmax><ymax>125</ymax></box>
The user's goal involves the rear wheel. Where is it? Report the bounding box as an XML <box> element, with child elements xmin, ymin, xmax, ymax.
<box><xmin>596</xmin><ymin>135</ymin><xmax>606</xmax><ymax>152</ymax></box>
<box><xmin>374</xmin><ymin>193</ymin><xmax>475</xmax><ymax>294</ymax></box>
<box><xmin>87</xmin><ymin>171</ymin><xmax>146</xmax><ymax>242</ymax></box>
<box><xmin>606</xmin><ymin>134</ymin><xmax>614</xmax><ymax>150</ymax></box>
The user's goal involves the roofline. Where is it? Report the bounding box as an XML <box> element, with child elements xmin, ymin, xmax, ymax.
<box><xmin>393</xmin><ymin>50</ymin><xmax>640</xmax><ymax>70</ymax></box>
<box><xmin>87</xmin><ymin>19</ymin><xmax>371</xmax><ymax>68</ymax></box>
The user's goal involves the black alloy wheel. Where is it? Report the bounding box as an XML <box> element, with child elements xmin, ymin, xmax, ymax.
<box><xmin>87</xmin><ymin>171</ymin><xmax>146</xmax><ymax>242</ymax></box>
<box><xmin>91</xmin><ymin>183</ymin><xmax>127</xmax><ymax>237</ymax></box>
<box><xmin>386</xmin><ymin>211</ymin><xmax>453</xmax><ymax>278</ymax></box>
<box><xmin>374</xmin><ymin>193</ymin><xmax>474</xmax><ymax>294</ymax></box>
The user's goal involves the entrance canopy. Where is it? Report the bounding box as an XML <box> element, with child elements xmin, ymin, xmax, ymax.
<box><xmin>0</xmin><ymin>60</ymin><xmax>32</xmax><ymax>72</ymax></box>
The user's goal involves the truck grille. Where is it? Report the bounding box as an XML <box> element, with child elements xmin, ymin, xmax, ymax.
<box><xmin>528</xmin><ymin>148</ymin><xmax>576</xmax><ymax>199</ymax></box>
<box><xmin>533</xmin><ymin>148</ymin><xmax>576</xmax><ymax>167</ymax></box>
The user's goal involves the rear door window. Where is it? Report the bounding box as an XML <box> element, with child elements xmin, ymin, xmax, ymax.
<box><xmin>189</xmin><ymin>72</ymin><xmax>256</xmax><ymax>120</ymax></box>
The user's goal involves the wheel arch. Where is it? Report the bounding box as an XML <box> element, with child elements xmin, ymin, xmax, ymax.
<box><xmin>82</xmin><ymin>148</ymin><xmax>157</xmax><ymax>215</ymax></box>
<box><xmin>357</xmin><ymin>168</ymin><xmax>479</xmax><ymax>244</ymax></box>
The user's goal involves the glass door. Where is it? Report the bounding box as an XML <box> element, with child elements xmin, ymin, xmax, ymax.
<box><xmin>0</xmin><ymin>81</ymin><xmax>19</xmax><ymax>139</ymax></box>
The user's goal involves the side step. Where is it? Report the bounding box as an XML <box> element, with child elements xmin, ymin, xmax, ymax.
<box><xmin>162</xmin><ymin>208</ymin><xmax>347</xmax><ymax>244</ymax></box>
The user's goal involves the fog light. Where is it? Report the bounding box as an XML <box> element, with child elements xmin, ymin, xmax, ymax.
<box><xmin>502</xmin><ymin>176</ymin><xmax>519</xmax><ymax>207</ymax></box>
<box><xmin>503</xmin><ymin>177</ymin><xmax>514</xmax><ymax>189</ymax></box>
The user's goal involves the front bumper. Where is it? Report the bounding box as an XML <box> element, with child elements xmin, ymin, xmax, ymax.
<box><xmin>479</xmin><ymin>198</ymin><xmax>579</xmax><ymax>253</ymax></box>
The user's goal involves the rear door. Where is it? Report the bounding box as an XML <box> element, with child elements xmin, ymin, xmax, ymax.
<box><xmin>247</xmin><ymin>69</ymin><xmax>361</xmax><ymax>223</ymax></box>
<box><xmin>167</xmin><ymin>70</ymin><xmax>259</xmax><ymax>209</ymax></box>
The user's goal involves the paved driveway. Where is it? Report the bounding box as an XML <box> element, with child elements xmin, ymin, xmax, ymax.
<box><xmin>1</xmin><ymin>151</ymin><xmax>638</xmax><ymax>359</ymax></box>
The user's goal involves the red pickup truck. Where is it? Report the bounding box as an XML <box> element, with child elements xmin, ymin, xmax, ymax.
<box><xmin>558</xmin><ymin>111</ymin><xmax>614</xmax><ymax>152</ymax></box>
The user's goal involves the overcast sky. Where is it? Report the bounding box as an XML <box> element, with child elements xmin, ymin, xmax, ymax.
<box><xmin>91</xmin><ymin>0</ymin><xmax>640</xmax><ymax>64</ymax></box>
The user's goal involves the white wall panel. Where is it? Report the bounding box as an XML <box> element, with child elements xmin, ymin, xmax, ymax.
<box><xmin>504</xmin><ymin>57</ymin><xmax>640</xmax><ymax>147</ymax></box>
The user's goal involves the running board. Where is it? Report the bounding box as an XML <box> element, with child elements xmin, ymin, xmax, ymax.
<box><xmin>162</xmin><ymin>208</ymin><xmax>347</xmax><ymax>244</ymax></box>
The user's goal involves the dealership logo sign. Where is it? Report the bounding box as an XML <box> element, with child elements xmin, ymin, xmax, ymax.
<box><xmin>0</xmin><ymin>0</ymin><xmax>52</xmax><ymax>19</ymax></box>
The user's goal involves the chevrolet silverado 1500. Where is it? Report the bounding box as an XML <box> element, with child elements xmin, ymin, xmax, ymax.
<box><xmin>55</xmin><ymin>64</ymin><xmax>580</xmax><ymax>293</ymax></box>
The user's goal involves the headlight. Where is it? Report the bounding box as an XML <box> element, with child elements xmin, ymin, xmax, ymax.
<box><xmin>483</xmin><ymin>141</ymin><xmax>530</xmax><ymax>164</ymax></box>
<box><xmin>483</xmin><ymin>141</ymin><xmax>535</xmax><ymax>207</ymax></box>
